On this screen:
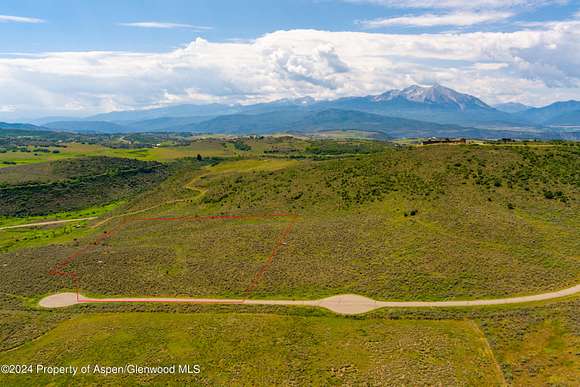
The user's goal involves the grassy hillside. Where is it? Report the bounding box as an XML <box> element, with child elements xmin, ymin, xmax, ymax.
<box><xmin>0</xmin><ymin>312</ymin><xmax>501</xmax><ymax>385</ymax></box>
<box><xmin>0</xmin><ymin>156</ymin><xmax>163</xmax><ymax>185</ymax></box>
<box><xmin>0</xmin><ymin>139</ymin><xmax>577</xmax><ymax>385</ymax></box>
<box><xmin>0</xmin><ymin>203</ymin><xmax>123</xmax><ymax>254</ymax></box>
<box><xmin>1</xmin><ymin>297</ymin><xmax>576</xmax><ymax>385</ymax></box>
<box><xmin>199</xmin><ymin>144</ymin><xmax>578</xmax><ymax>211</ymax></box>
<box><xmin>0</xmin><ymin>144</ymin><xmax>576</xmax><ymax>300</ymax></box>
<box><xmin>369</xmin><ymin>298</ymin><xmax>580</xmax><ymax>386</ymax></box>
<box><xmin>0</xmin><ymin>157</ymin><xmax>169</xmax><ymax>216</ymax></box>
<box><xmin>479</xmin><ymin>299</ymin><xmax>579</xmax><ymax>385</ymax></box>
<box><xmin>193</xmin><ymin>144</ymin><xmax>577</xmax><ymax>299</ymax></box>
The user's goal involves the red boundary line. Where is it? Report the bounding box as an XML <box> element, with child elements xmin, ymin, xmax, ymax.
<box><xmin>47</xmin><ymin>212</ymin><xmax>298</xmax><ymax>303</ymax></box>
<box><xmin>244</xmin><ymin>220</ymin><xmax>296</xmax><ymax>294</ymax></box>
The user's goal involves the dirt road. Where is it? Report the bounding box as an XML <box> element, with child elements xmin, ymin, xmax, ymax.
<box><xmin>39</xmin><ymin>284</ymin><xmax>580</xmax><ymax>314</ymax></box>
<box><xmin>0</xmin><ymin>217</ymin><xmax>97</xmax><ymax>231</ymax></box>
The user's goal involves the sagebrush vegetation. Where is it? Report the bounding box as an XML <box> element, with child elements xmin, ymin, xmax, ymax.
<box><xmin>0</xmin><ymin>157</ymin><xmax>169</xmax><ymax>216</ymax></box>
<box><xmin>0</xmin><ymin>139</ymin><xmax>577</xmax><ymax>385</ymax></box>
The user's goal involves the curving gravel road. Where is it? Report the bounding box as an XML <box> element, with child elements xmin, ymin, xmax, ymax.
<box><xmin>39</xmin><ymin>284</ymin><xmax>580</xmax><ymax>315</ymax></box>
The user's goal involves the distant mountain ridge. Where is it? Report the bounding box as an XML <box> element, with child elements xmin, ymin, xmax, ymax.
<box><xmin>188</xmin><ymin>108</ymin><xmax>464</xmax><ymax>135</ymax></box>
<box><xmin>43</xmin><ymin>121</ymin><xmax>129</xmax><ymax>133</ymax></box>
<box><xmin>89</xmin><ymin>103</ymin><xmax>239</xmax><ymax>122</ymax></box>
<box><xmin>494</xmin><ymin>102</ymin><xmax>532</xmax><ymax>114</ymax></box>
<box><xmin>3</xmin><ymin>84</ymin><xmax>579</xmax><ymax>139</ymax></box>
<box><xmin>0</xmin><ymin>122</ymin><xmax>50</xmax><ymax>131</ymax></box>
<box><xmin>372</xmin><ymin>84</ymin><xmax>491</xmax><ymax>111</ymax></box>
<box><xmin>319</xmin><ymin>85</ymin><xmax>527</xmax><ymax>128</ymax></box>
<box><xmin>71</xmin><ymin>84</ymin><xmax>504</xmax><ymax>125</ymax></box>
<box><xmin>547</xmin><ymin>110</ymin><xmax>580</xmax><ymax>126</ymax></box>
<box><xmin>515</xmin><ymin>100</ymin><xmax>580</xmax><ymax>126</ymax></box>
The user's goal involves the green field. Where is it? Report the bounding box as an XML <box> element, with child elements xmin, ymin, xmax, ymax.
<box><xmin>1</xmin><ymin>298</ymin><xmax>577</xmax><ymax>385</ymax></box>
<box><xmin>480</xmin><ymin>300</ymin><xmax>579</xmax><ymax>385</ymax></box>
<box><xmin>0</xmin><ymin>312</ymin><xmax>502</xmax><ymax>385</ymax></box>
<box><xmin>3</xmin><ymin>143</ymin><xmax>573</xmax><ymax>301</ymax></box>
<box><xmin>0</xmin><ymin>138</ymin><xmax>578</xmax><ymax>385</ymax></box>
<box><xmin>0</xmin><ymin>141</ymin><xmax>237</xmax><ymax>167</ymax></box>
<box><xmin>0</xmin><ymin>202</ymin><xmax>122</xmax><ymax>229</ymax></box>
<box><xmin>0</xmin><ymin>137</ymin><xmax>318</xmax><ymax>168</ymax></box>
<box><xmin>78</xmin><ymin>217</ymin><xmax>292</xmax><ymax>298</ymax></box>
<box><xmin>0</xmin><ymin>144</ymin><xmax>578</xmax><ymax>300</ymax></box>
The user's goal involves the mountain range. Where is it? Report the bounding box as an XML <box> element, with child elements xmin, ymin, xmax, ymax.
<box><xmin>493</xmin><ymin>102</ymin><xmax>532</xmax><ymax>114</ymax></box>
<box><xmin>4</xmin><ymin>84</ymin><xmax>580</xmax><ymax>140</ymax></box>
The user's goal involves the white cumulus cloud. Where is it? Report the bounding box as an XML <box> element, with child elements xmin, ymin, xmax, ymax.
<box><xmin>0</xmin><ymin>22</ymin><xmax>579</xmax><ymax>118</ymax></box>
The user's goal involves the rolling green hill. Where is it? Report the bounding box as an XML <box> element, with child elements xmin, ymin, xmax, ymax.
<box><xmin>0</xmin><ymin>157</ymin><xmax>169</xmax><ymax>216</ymax></box>
<box><xmin>1</xmin><ymin>143</ymin><xmax>576</xmax><ymax>300</ymax></box>
<box><xmin>0</xmin><ymin>138</ymin><xmax>577</xmax><ymax>385</ymax></box>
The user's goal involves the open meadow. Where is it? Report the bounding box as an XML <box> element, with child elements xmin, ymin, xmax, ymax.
<box><xmin>0</xmin><ymin>138</ymin><xmax>578</xmax><ymax>385</ymax></box>
<box><xmin>0</xmin><ymin>312</ymin><xmax>502</xmax><ymax>385</ymax></box>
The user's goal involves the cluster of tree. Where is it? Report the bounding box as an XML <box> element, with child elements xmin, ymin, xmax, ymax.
<box><xmin>232</xmin><ymin>140</ymin><xmax>252</xmax><ymax>151</ymax></box>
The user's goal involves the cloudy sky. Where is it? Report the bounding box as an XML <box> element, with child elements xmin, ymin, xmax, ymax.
<box><xmin>0</xmin><ymin>0</ymin><xmax>579</xmax><ymax>120</ymax></box>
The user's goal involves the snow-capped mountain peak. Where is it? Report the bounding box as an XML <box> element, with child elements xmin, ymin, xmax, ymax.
<box><xmin>372</xmin><ymin>84</ymin><xmax>491</xmax><ymax>111</ymax></box>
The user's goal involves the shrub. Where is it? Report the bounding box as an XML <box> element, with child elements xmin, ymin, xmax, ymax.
<box><xmin>543</xmin><ymin>190</ymin><xmax>555</xmax><ymax>199</ymax></box>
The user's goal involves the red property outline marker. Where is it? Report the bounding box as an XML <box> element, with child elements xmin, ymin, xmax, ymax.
<box><xmin>48</xmin><ymin>212</ymin><xmax>299</xmax><ymax>303</ymax></box>
<box><xmin>245</xmin><ymin>220</ymin><xmax>296</xmax><ymax>294</ymax></box>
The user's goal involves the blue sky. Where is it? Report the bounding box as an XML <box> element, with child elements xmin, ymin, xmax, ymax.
<box><xmin>1</xmin><ymin>0</ymin><xmax>577</xmax><ymax>51</ymax></box>
<box><xmin>0</xmin><ymin>0</ymin><xmax>579</xmax><ymax>119</ymax></box>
